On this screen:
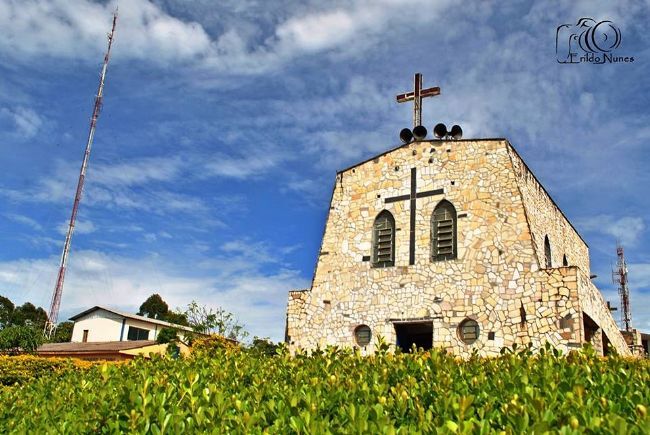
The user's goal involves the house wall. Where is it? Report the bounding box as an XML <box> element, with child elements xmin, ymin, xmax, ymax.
<box><xmin>71</xmin><ymin>309</ymin><xmax>167</xmax><ymax>342</ymax></box>
<box><xmin>71</xmin><ymin>310</ymin><xmax>123</xmax><ymax>342</ymax></box>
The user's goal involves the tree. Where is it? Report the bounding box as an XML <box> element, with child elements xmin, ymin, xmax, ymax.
<box><xmin>0</xmin><ymin>295</ymin><xmax>14</xmax><ymax>329</ymax></box>
<box><xmin>51</xmin><ymin>321</ymin><xmax>74</xmax><ymax>343</ymax></box>
<box><xmin>11</xmin><ymin>302</ymin><xmax>47</xmax><ymax>329</ymax></box>
<box><xmin>156</xmin><ymin>327</ymin><xmax>178</xmax><ymax>344</ymax></box>
<box><xmin>248</xmin><ymin>337</ymin><xmax>280</xmax><ymax>357</ymax></box>
<box><xmin>0</xmin><ymin>325</ymin><xmax>42</xmax><ymax>354</ymax></box>
<box><xmin>164</xmin><ymin>311</ymin><xmax>189</xmax><ymax>327</ymax></box>
<box><xmin>138</xmin><ymin>294</ymin><xmax>169</xmax><ymax>320</ymax></box>
<box><xmin>183</xmin><ymin>301</ymin><xmax>248</xmax><ymax>341</ymax></box>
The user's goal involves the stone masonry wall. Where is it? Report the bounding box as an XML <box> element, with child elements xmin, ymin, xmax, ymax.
<box><xmin>577</xmin><ymin>271</ymin><xmax>630</xmax><ymax>355</ymax></box>
<box><xmin>286</xmin><ymin>139</ymin><xmax>629</xmax><ymax>356</ymax></box>
<box><xmin>507</xmin><ymin>146</ymin><xmax>590</xmax><ymax>274</ymax></box>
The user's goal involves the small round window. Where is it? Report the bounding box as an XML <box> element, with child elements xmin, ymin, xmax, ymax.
<box><xmin>458</xmin><ymin>318</ymin><xmax>479</xmax><ymax>344</ymax></box>
<box><xmin>354</xmin><ymin>325</ymin><xmax>372</xmax><ymax>347</ymax></box>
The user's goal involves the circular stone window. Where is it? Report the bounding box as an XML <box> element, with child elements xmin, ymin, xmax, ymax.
<box><xmin>458</xmin><ymin>318</ymin><xmax>479</xmax><ymax>344</ymax></box>
<box><xmin>354</xmin><ymin>325</ymin><xmax>372</xmax><ymax>347</ymax></box>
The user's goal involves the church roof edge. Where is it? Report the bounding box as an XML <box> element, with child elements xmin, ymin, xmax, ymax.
<box><xmin>336</xmin><ymin>138</ymin><xmax>508</xmax><ymax>175</ymax></box>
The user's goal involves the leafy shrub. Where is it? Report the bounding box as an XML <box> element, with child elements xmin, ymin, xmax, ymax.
<box><xmin>191</xmin><ymin>334</ymin><xmax>239</xmax><ymax>354</ymax></box>
<box><xmin>0</xmin><ymin>346</ymin><xmax>648</xmax><ymax>433</ymax></box>
<box><xmin>0</xmin><ymin>325</ymin><xmax>42</xmax><ymax>354</ymax></box>
<box><xmin>0</xmin><ymin>355</ymin><xmax>97</xmax><ymax>386</ymax></box>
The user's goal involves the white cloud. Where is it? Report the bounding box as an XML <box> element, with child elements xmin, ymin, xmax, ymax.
<box><xmin>628</xmin><ymin>263</ymin><xmax>650</xmax><ymax>290</ymax></box>
<box><xmin>57</xmin><ymin>219</ymin><xmax>97</xmax><ymax>236</ymax></box>
<box><xmin>4</xmin><ymin>213</ymin><xmax>43</xmax><ymax>231</ymax></box>
<box><xmin>276</xmin><ymin>9</ymin><xmax>359</xmax><ymax>52</ymax></box>
<box><xmin>203</xmin><ymin>153</ymin><xmax>282</xmax><ymax>179</ymax></box>
<box><xmin>0</xmin><ymin>248</ymin><xmax>308</xmax><ymax>341</ymax></box>
<box><xmin>92</xmin><ymin>157</ymin><xmax>184</xmax><ymax>187</ymax></box>
<box><xmin>0</xmin><ymin>0</ymin><xmax>456</xmax><ymax>75</ymax></box>
<box><xmin>0</xmin><ymin>106</ymin><xmax>43</xmax><ymax>138</ymax></box>
<box><xmin>576</xmin><ymin>215</ymin><xmax>645</xmax><ymax>246</ymax></box>
<box><xmin>0</xmin><ymin>0</ymin><xmax>211</xmax><ymax>64</ymax></box>
<box><xmin>0</xmin><ymin>157</ymin><xmax>210</xmax><ymax>216</ymax></box>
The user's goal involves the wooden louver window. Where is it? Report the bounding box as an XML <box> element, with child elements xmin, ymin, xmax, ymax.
<box><xmin>373</xmin><ymin>211</ymin><xmax>395</xmax><ymax>268</ymax></box>
<box><xmin>459</xmin><ymin>318</ymin><xmax>479</xmax><ymax>344</ymax></box>
<box><xmin>432</xmin><ymin>201</ymin><xmax>457</xmax><ymax>261</ymax></box>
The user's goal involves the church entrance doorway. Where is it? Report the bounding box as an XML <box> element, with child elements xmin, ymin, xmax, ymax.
<box><xmin>394</xmin><ymin>321</ymin><xmax>433</xmax><ymax>352</ymax></box>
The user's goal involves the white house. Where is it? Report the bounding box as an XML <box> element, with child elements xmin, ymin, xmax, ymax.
<box><xmin>69</xmin><ymin>306</ymin><xmax>197</xmax><ymax>343</ymax></box>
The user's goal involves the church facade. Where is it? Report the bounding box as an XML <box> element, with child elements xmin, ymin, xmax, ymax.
<box><xmin>286</xmin><ymin>138</ymin><xmax>631</xmax><ymax>357</ymax></box>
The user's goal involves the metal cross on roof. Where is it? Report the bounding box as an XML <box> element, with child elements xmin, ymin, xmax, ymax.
<box><xmin>396</xmin><ymin>73</ymin><xmax>440</xmax><ymax>129</ymax></box>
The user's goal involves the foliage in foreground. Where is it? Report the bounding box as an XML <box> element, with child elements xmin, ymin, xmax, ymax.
<box><xmin>0</xmin><ymin>355</ymin><xmax>99</xmax><ymax>386</ymax></box>
<box><xmin>0</xmin><ymin>345</ymin><xmax>648</xmax><ymax>433</ymax></box>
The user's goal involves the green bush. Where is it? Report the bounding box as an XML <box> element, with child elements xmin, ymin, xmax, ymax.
<box><xmin>0</xmin><ymin>355</ymin><xmax>98</xmax><ymax>386</ymax></box>
<box><xmin>0</xmin><ymin>346</ymin><xmax>648</xmax><ymax>433</ymax></box>
<box><xmin>0</xmin><ymin>325</ymin><xmax>43</xmax><ymax>354</ymax></box>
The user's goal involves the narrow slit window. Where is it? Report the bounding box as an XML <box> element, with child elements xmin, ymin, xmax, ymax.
<box><xmin>431</xmin><ymin>200</ymin><xmax>457</xmax><ymax>261</ymax></box>
<box><xmin>544</xmin><ymin>235</ymin><xmax>552</xmax><ymax>268</ymax></box>
<box><xmin>372</xmin><ymin>211</ymin><xmax>395</xmax><ymax>268</ymax></box>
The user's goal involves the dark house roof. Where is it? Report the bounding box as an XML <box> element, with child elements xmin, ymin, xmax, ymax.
<box><xmin>38</xmin><ymin>340</ymin><xmax>156</xmax><ymax>354</ymax></box>
<box><xmin>36</xmin><ymin>340</ymin><xmax>160</xmax><ymax>359</ymax></box>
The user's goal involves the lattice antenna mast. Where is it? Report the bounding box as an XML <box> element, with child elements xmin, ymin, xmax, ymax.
<box><xmin>44</xmin><ymin>11</ymin><xmax>118</xmax><ymax>339</ymax></box>
<box><xmin>612</xmin><ymin>243</ymin><xmax>632</xmax><ymax>331</ymax></box>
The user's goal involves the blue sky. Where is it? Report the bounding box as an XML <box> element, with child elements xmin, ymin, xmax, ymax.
<box><xmin>0</xmin><ymin>0</ymin><xmax>648</xmax><ymax>342</ymax></box>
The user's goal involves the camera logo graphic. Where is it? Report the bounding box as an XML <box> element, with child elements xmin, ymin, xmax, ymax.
<box><xmin>556</xmin><ymin>18</ymin><xmax>622</xmax><ymax>64</ymax></box>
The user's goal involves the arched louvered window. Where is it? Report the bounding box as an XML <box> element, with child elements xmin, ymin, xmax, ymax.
<box><xmin>544</xmin><ymin>235</ymin><xmax>552</xmax><ymax>268</ymax></box>
<box><xmin>431</xmin><ymin>200</ymin><xmax>457</xmax><ymax>261</ymax></box>
<box><xmin>372</xmin><ymin>210</ymin><xmax>395</xmax><ymax>268</ymax></box>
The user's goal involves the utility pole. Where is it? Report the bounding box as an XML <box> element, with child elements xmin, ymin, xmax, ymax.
<box><xmin>44</xmin><ymin>11</ymin><xmax>118</xmax><ymax>339</ymax></box>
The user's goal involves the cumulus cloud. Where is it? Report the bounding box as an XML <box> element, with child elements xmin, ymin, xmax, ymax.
<box><xmin>0</xmin><ymin>0</ymin><xmax>211</xmax><ymax>63</ymax></box>
<box><xmin>576</xmin><ymin>215</ymin><xmax>645</xmax><ymax>246</ymax></box>
<box><xmin>0</xmin><ymin>0</ymin><xmax>456</xmax><ymax>74</ymax></box>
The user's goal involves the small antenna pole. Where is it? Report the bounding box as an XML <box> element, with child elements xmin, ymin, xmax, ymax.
<box><xmin>611</xmin><ymin>243</ymin><xmax>632</xmax><ymax>331</ymax></box>
<box><xmin>44</xmin><ymin>11</ymin><xmax>118</xmax><ymax>339</ymax></box>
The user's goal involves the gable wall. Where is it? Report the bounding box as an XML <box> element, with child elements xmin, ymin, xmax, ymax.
<box><xmin>289</xmin><ymin>139</ymin><xmax>545</xmax><ymax>354</ymax></box>
<box><xmin>71</xmin><ymin>310</ymin><xmax>122</xmax><ymax>342</ymax></box>
<box><xmin>287</xmin><ymin>139</ymin><xmax>630</xmax><ymax>356</ymax></box>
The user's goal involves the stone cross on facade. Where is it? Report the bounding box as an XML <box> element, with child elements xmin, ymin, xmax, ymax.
<box><xmin>385</xmin><ymin>168</ymin><xmax>444</xmax><ymax>265</ymax></box>
<box><xmin>396</xmin><ymin>73</ymin><xmax>441</xmax><ymax>128</ymax></box>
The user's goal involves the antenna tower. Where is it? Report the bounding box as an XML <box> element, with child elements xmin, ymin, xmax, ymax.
<box><xmin>611</xmin><ymin>243</ymin><xmax>632</xmax><ymax>332</ymax></box>
<box><xmin>44</xmin><ymin>11</ymin><xmax>118</xmax><ymax>339</ymax></box>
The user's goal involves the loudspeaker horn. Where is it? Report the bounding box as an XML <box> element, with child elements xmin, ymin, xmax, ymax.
<box><xmin>450</xmin><ymin>125</ymin><xmax>463</xmax><ymax>140</ymax></box>
<box><xmin>399</xmin><ymin>128</ymin><xmax>413</xmax><ymax>143</ymax></box>
<box><xmin>412</xmin><ymin>125</ymin><xmax>427</xmax><ymax>140</ymax></box>
<box><xmin>433</xmin><ymin>123</ymin><xmax>447</xmax><ymax>139</ymax></box>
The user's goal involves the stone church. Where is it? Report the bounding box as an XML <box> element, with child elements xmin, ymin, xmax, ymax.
<box><xmin>286</xmin><ymin>75</ymin><xmax>631</xmax><ymax>357</ymax></box>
